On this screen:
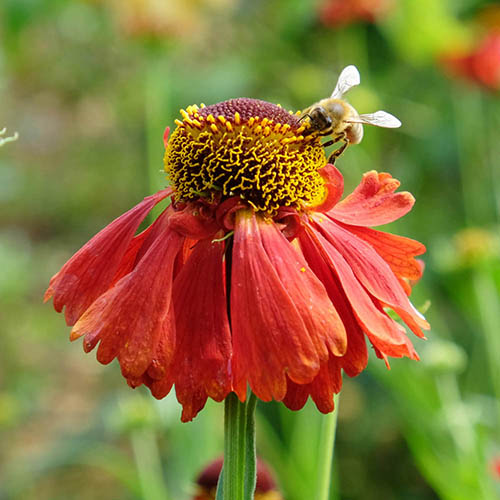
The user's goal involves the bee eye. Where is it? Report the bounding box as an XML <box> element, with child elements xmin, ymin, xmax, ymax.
<box><xmin>311</xmin><ymin>108</ymin><xmax>332</xmax><ymax>128</ymax></box>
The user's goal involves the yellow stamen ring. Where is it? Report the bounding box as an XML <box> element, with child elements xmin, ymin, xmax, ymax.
<box><xmin>164</xmin><ymin>98</ymin><xmax>327</xmax><ymax>216</ymax></box>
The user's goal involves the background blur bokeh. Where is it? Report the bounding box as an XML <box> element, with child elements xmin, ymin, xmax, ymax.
<box><xmin>1</xmin><ymin>0</ymin><xmax>500</xmax><ymax>499</ymax></box>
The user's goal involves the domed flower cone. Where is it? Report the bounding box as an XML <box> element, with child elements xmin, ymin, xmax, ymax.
<box><xmin>45</xmin><ymin>98</ymin><xmax>429</xmax><ymax>422</ymax></box>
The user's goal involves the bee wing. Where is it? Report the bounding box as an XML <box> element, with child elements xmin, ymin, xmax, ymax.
<box><xmin>331</xmin><ymin>65</ymin><xmax>361</xmax><ymax>99</ymax></box>
<box><xmin>346</xmin><ymin>110</ymin><xmax>402</xmax><ymax>128</ymax></box>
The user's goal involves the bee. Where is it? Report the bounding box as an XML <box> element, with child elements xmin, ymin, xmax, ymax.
<box><xmin>300</xmin><ymin>65</ymin><xmax>401</xmax><ymax>163</ymax></box>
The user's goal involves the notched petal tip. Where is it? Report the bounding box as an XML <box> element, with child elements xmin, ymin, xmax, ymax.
<box><xmin>329</xmin><ymin>170</ymin><xmax>416</xmax><ymax>227</ymax></box>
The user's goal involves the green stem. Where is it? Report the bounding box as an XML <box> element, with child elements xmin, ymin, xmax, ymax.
<box><xmin>217</xmin><ymin>392</ymin><xmax>258</xmax><ymax>500</ymax></box>
<box><xmin>316</xmin><ymin>393</ymin><xmax>340</xmax><ymax>500</ymax></box>
<box><xmin>472</xmin><ymin>269</ymin><xmax>500</xmax><ymax>419</ymax></box>
<box><xmin>244</xmin><ymin>393</ymin><xmax>258</xmax><ymax>499</ymax></box>
<box><xmin>130</xmin><ymin>429</ymin><xmax>170</xmax><ymax>500</ymax></box>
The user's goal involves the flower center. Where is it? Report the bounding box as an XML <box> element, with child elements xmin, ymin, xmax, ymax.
<box><xmin>164</xmin><ymin>98</ymin><xmax>327</xmax><ymax>215</ymax></box>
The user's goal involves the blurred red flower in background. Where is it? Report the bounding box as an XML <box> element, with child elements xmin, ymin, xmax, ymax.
<box><xmin>319</xmin><ymin>0</ymin><xmax>394</xmax><ymax>27</ymax></box>
<box><xmin>45</xmin><ymin>98</ymin><xmax>428</xmax><ymax>422</ymax></box>
<box><xmin>441</xmin><ymin>31</ymin><xmax>500</xmax><ymax>91</ymax></box>
<box><xmin>193</xmin><ymin>457</ymin><xmax>282</xmax><ymax>500</ymax></box>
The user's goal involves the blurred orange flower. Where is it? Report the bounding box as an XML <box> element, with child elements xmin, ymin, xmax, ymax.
<box><xmin>45</xmin><ymin>98</ymin><xmax>428</xmax><ymax>421</ymax></box>
<box><xmin>103</xmin><ymin>0</ymin><xmax>234</xmax><ymax>39</ymax></box>
<box><xmin>319</xmin><ymin>0</ymin><xmax>394</xmax><ymax>27</ymax></box>
<box><xmin>441</xmin><ymin>31</ymin><xmax>500</xmax><ymax>91</ymax></box>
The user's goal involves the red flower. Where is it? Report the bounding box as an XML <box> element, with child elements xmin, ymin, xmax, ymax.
<box><xmin>193</xmin><ymin>457</ymin><xmax>281</xmax><ymax>500</ymax></box>
<box><xmin>491</xmin><ymin>455</ymin><xmax>500</xmax><ymax>480</ymax></box>
<box><xmin>319</xmin><ymin>0</ymin><xmax>393</xmax><ymax>27</ymax></box>
<box><xmin>45</xmin><ymin>98</ymin><xmax>428</xmax><ymax>421</ymax></box>
<box><xmin>441</xmin><ymin>31</ymin><xmax>500</xmax><ymax>91</ymax></box>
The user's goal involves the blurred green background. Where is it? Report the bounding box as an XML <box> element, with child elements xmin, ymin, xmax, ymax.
<box><xmin>1</xmin><ymin>0</ymin><xmax>499</xmax><ymax>499</ymax></box>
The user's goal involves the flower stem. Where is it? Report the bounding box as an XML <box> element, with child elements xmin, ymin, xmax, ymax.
<box><xmin>217</xmin><ymin>392</ymin><xmax>258</xmax><ymax>500</ymax></box>
<box><xmin>130</xmin><ymin>428</ymin><xmax>170</xmax><ymax>500</ymax></box>
<box><xmin>316</xmin><ymin>393</ymin><xmax>340</xmax><ymax>500</ymax></box>
<box><xmin>244</xmin><ymin>393</ymin><xmax>258</xmax><ymax>499</ymax></box>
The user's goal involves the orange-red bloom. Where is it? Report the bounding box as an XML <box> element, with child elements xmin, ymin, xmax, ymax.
<box><xmin>45</xmin><ymin>98</ymin><xmax>428</xmax><ymax>421</ymax></box>
<box><xmin>319</xmin><ymin>0</ymin><xmax>393</xmax><ymax>27</ymax></box>
<box><xmin>441</xmin><ymin>31</ymin><xmax>500</xmax><ymax>91</ymax></box>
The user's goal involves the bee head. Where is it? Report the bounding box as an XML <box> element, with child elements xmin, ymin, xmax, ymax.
<box><xmin>309</xmin><ymin>106</ymin><xmax>333</xmax><ymax>131</ymax></box>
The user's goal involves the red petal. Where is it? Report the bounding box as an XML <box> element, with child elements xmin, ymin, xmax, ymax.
<box><xmin>315</xmin><ymin>215</ymin><xmax>429</xmax><ymax>337</ymax></box>
<box><xmin>299</xmin><ymin>232</ymin><xmax>368</xmax><ymax>376</ymax></box>
<box><xmin>328</xmin><ymin>171</ymin><xmax>415</xmax><ymax>226</ymax></box>
<box><xmin>109</xmin><ymin>208</ymin><xmax>172</xmax><ymax>286</ymax></box>
<box><xmin>45</xmin><ymin>189</ymin><xmax>172</xmax><ymax>325</ymax></box>
<box><xmin>281</xmin><ymin>380</ymin><xmax>309</xmax><ymax>411</ymax></box>
<box><xmin>71</xmin><ymin>227</ymin><xmax>183</xmax><ymax>379</ymax></box>
<box><xmin>344</xmin><ymin>224</ymin><xmax>426</xmax><ymax>280</ymax></box>
<box><xmin>170</xmin><ymin>238</ymin><xmax>232</xmax><ymax>422</ymax></box>
<box><xmin>300</xmin><ymin>224</ymin><xmax>418</xmax><ymax>360</ymax></box>
<box><xmin>163</xmin><ymin>126</ymin><xmax>170</xmax><ymax>148</ymax></box>
<box><xmin>231</xmin><ymin>211</ymin><xmax>346</xmax><ymax>402</ymax></box>
<box><xmin>283</xmin><ymin>357</ymin><xmax>342</xmax><ymax>414</ymax></box>
<box><xmin>313</xmin><ymin>163</ymin><xmax>344</xmax><ymax>212</ymax></box>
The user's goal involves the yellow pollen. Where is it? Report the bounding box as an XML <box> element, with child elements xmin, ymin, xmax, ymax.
<box><xmin>248</xmin><ymin>117</ymin><xmax>256</xmax><ymax>126</ymax></box>
<box><xmin>263</xmin><ymin>126</ymin><xmax>271</xmax><ymax>136</ymax></box>
<box><xmin>175</xmin><ymin>119</ymin><xmax>183</xmax><ymax>127</ymax></box>
<box><xmin>225</xmin><ymin>121</ymin><xmax>233</xmax><ymax>132</ymax></box>
<box><xmin>261</xmin><ymin>118</ymin><xmax>269</xmax><ymax>127</ymax></box>
<box><xmin>200</xmin><ymin>103</ymin><xmax>206</xmax><ymax>108</ymax></box>
<box><xmin>207</xmin><ymin>114</ymin><xmax>216</xmax><ymax>123</ymax></box>
<box><xmin>300</xmin><ymin>267</ymin><xmax>306</xmax><ymax>272</ymax></box>
<box><xmin>192</xmin><ymin>119</ymin><xmax>203</xmax><ymax>128</ymax></box>
<box><xmin>234</xmin><ymin>112</ymin><xmax>241</xmax><ymax>125</ymax></box>
<box><xmin>217</xmin><ymin>115</ymin><xmax>227</xmax><ymax>125</ymax></box>
<box><xmin>296</xmin><ymin>125</ymin><xmax>306</xmax><ymax>134</ymax></box>
<box><xmin>210</xmin><ymin>123</ymin><xmax>219</xmax><ymax>134</ymax></box>
<box><xmin>180</xmin><ymin>109</ymin><xmax>190</xmax><ymax>120</ymax></box>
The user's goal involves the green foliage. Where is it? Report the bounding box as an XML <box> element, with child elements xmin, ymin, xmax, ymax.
<box><xmin>1</xmin><ymin>0</ymin><xmax>499</xmax><ymax>499</ymax></box>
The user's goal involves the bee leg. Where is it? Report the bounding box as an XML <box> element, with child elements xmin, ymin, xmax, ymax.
<box><xmin>298</xmin><ymin>113</ymin><xmax>311</xmax><ymax>123</ymax></box>
<box><xmin>327</xmin><ymin>139</ymin><xmax>349</xmax><ymax>164</ymax></box>
<box><xmin>322</xmin><ymin>139</ymin><xmax>336</xmax><ymax>147</ymax></box>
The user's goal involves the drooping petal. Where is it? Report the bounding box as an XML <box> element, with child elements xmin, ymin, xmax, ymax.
<box><xmin>300</xmin><ymin>224</ymin><xmax>418</xmax><ymax>360</ymax></box>
<box><xmin>328</xmin><ymin>171</ymin><xmax>415</xmax><ymax>226</ymax></box>
<box><xmin>44</xmin><ymin>189</ymin><xmax>172</xmax><ymax>325</ymax></box>
<box><xmin>283</xmin><ymin>357</ymin><xmax>343</xmax><ymax>414</ymax></box>
<box><xmin>342</xmin><ymin>223</ymin><xmax>426</xmax><ymax>280</ymax></box>
<box><xmin>283</xmin><ymin>228</ymin><xmax>371</xmax><ymax>413</ymax></box>
<box><xmin>109</xmin><ymin>207</ymin><xmax>172</xmax><ymax>286</ymax></box>
<box><xmin>231</xmin><ymin>210</ymin><xmax>346</xmax><ymax>402</ymax></box>
<box><xmin>170</xmin><ymin>238</ymin><xmax>232</xmax><ymax>422</ymax></box>
<box><xmin>299</xmin><ymin>232</ymin><xmax>368</xmax><ymax>377</ymax></box>
<box><xmin>71</xmin><ymin>226</ymin><xmax>183</xmax><ymax>379</ymax></box>
<box><xmin>315</xmin><ymin>215</ymin><xmax>429</xmax><ymax>337</ymax></box>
